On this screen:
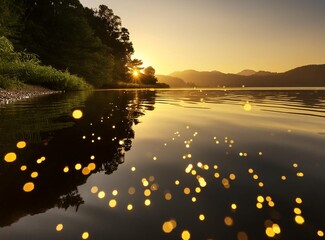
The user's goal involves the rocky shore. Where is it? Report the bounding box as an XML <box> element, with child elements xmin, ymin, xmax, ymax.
<box><xmin>0</xmin><ymin>85</ymin><xmax>60</xmax><ymax>105</ymax></box>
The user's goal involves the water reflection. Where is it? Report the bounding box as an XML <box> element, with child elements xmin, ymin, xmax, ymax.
<box><xmin>0</xmin><ymin>89</ymin><xmax>324</xmax><ymax>240</ymax></box>
<box><xmin>156</xmin><ymin>89</ymin><xmax>325</xmax><ymax>117</ymax></box>
<box><xmin>0</xmin><ymin>90</ymin><xmax>156</xmax><ymax>227</ymax></box>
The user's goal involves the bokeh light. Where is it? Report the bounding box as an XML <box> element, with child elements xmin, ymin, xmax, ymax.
<box><xmin>72</xmin><ymin>109</ymin><xmax>83</xmax><ymax>119</ymax></box>
<box><xmin>181</xmin><ymin>230</ymin><xmax>191</xmax><ymax>240</ymax></box>
<box><xmin>81</xmin><ymin>232</ymin><xmax>89</xmax><ymax>239</ymax></box>
<box><xmin>56</xmin><ymin>224</ymin><xmax>64</xmax><ymax>232</ymax></box>
<box><xmin>23</xmin><ymin>182</ymin><xmax>35</xmax><ymax>192</ymax></box>
<box><xmin>16</xmin><ymin>141</ymin><xmax>26</xmax><ymax>149</ymax></box>
<box><xmin>109</xmin><ymin>199</ymin><xmax>117</xmax><ymax>208</ymax></box>
<box><xmin>4</xmin><ymin>152</ymin><xmax>17</xmax><ymax>163</ymax></box>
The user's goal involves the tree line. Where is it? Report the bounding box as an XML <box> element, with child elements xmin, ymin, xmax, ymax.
<box><xmin>0</xmin><ymin>0</ymin><xmax>160</xmax><ymax>88</ymax></box>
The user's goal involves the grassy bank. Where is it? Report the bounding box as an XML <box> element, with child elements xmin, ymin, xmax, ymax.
<box><xmin>0</xmin><ymin>36</ymin><xmax>91</xmax><ymax>91</ymax></box>
<box><xmin>0</xmin><ymin>62</ymin><xmax>91</xmax><ymax>91</ymax></box>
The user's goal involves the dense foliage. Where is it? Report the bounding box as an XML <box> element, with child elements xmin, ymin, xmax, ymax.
<box><xmin>0</xmin><ymin>0</ymin><xmax>22</xmax><ymax>38</ymax></box>
<box><xmin>0</xmin><ymin>0</ymin><xmax>163</xmax><ymax>89</ymax></box>
<box><xmin>0</xmin><ymin>36</ymin><xmax>90</xmax><ymax>90</ymax></box>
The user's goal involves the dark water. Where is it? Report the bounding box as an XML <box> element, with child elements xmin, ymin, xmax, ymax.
<box><xmin>0</xmin><ymin>89</ymin><xmax>324</xmax><ymax>240</ymax></box>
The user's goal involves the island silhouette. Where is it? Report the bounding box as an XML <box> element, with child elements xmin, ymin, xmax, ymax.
<box><xmin>157</xmin><ymin>64</ymin><xmax>325</xmax><ymax>88</ymax></box>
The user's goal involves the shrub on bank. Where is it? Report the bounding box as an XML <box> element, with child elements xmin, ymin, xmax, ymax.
<box><xmin>0</xmin><ymin>75</ymin><xmax>24</xmax><ymax>89</ymax></box>
<box><xmin>0</xmin><ymin>36</ymin><xmax>91</xmax><ymax>91</ymax></box>
<box><xmin>0</xmin><ymin>61</ymin><xmax>90</xmax><ymax>91</ymax></box>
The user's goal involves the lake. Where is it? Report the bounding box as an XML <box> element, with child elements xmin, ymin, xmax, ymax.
<box><xmin>0</xmin><ymin>88</ymin><xmax>324</xmax><ymax>240</ymax></box>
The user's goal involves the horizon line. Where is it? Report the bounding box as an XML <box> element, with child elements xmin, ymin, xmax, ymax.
<box><xmin>155</xmin><ymin>63</ymin><xmax>325</xmax><ymax>76</ymax></box>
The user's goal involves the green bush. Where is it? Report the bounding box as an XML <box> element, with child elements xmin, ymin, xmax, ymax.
<box><xmin>0</xmin><ymin>36</ymin><xmax>91</xmax><ymax>91</ymax></box>
<box><xmin>0</xmin><ymin>74</ymin><xmax>24</xmax><ymax>89</ymax></box>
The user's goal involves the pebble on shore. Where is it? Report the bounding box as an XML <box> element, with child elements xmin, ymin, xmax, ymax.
<box><xmin>0</xmin><ymin>85</ymin><xmax>60</xmax><ymax>105</ymax></box>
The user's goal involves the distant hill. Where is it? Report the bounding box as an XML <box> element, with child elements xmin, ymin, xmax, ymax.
<box><xmin>254</xmin><ymin>71</ymin><xmax>275</xmax><ymax>76</ymax></box>
<box><xmin>156</xmin><ymin>74</ymin><xmax>196</xmax><ymax>88</ymax></box>
<box><xmin>167</xmin><ymin>64</ymin><xmax>325</xmax><ymax>87</ymax></box>
<box><xmin>169</xmin><ymin>70</ymin><xmax>225</xmax><ymax>87</ymax></box>
<box><xmin>237</xmin><ymin>69</ymin><xmax>256</xmax><ymax>76</ymax></box>
<box><xmin>156</xmin><ymin>75</ymin><xmax>187</xmax><ymax>88</ymax></box>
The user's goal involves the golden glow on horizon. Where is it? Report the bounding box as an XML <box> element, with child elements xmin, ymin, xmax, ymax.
<box><xmin>79</xmin><ymin>0</ymin><xmax>325</xmax><ymax>75</ymax></box>
<box><xmin>132</xmin><ymin>70</ymin><xmax>139</xmax><ymax>77</ymax></box>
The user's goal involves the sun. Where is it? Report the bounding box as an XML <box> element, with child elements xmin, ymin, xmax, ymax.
<box><xmin>132</xmin><ymin>70</ymin><xmax>139</xmax><ymax>77</ymax></box>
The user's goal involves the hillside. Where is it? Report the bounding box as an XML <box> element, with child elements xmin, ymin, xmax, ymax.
<box><xmin>156</xmin><ymin>75</ymin><xmax>187</xmax><ymax>88</ymax></box>
<box><xmin>237</xmin><ymin>69</ymin><xmax>256</xmax><ymax>76</ymax></box>
<box><xmin>167</xmin><ymin>64</ymin><xmax>325</xmax><ymax>87</ymax></box>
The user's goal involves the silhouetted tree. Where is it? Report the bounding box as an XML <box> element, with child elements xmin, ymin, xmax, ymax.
<box><xmin>4</xmin><ymin>0</ymin><xmax>140</xmax><ymax>87</ymax></box>
<box><xmin>17</xmin><ymin>0</ymin><xmax>114</xmax><ymax>87</ymax></box>
<box><xmin>84</xmin><ymin>5</ymin><xmax>134</xmax><ymax>82</ymax></box>
<box><xmin>144</xmin><ymin>66</ymin><xmax>155</xmax><ymax>76</ymax></box>
<box><xmin>127</xmin><ymin>58</ymin><xmax>144</xmax><ymax>72</ymax></box>
<box><xmin>141</xmin><ymin>66</ymin><xmax>158</xmax><ymax>85</ymax></box>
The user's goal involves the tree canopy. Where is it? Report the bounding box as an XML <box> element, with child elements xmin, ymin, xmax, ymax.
<box><xmin>0</xmin><ymin>0</ymin><xmax>22</xmax><ymax>38</ymax></box>
<box><xmin>17</xmin><ymin>0</ymin><xmax>114</xmax><ymax>87</ymax></box>
<box><xmin>0</xmin><ymin>0</ymin><xmax>162</xmax><ymax>88</ymax></box>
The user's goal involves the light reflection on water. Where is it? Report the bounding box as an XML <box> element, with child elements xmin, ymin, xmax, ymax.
<box><xmin>0</xmin><ymin>89</ymin><xmax>324</xmax><ymax>239</ymax></box>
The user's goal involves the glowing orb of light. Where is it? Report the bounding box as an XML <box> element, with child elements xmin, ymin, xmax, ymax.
<box><xmin>244</xmin><ymin>102</ymin><xmax>252</xmax><ymax>111</ymax></box>
<box><xmin>181</xmin><ymin>230</ymin><xmax>191</xmax><ymax>240</ymax></box>
<box><xmin>224</xmin><ymin>216</ymin><xmax>234</xmax><ymax>226</ymax></box>
<box><xmin>16</xmin><ymin>141</ymin><xmax>27</xmax><ymax>149</ymax></box>
<box><xmin>56</xmin><ymin>224</ymin><xmax>64</xmax><ymax>232</ymax></box>
<box><xmin>98</xmin><ymin>191</ymin><xmax>106</xmax><ymax>199</ymax></box>
<box><xmin>109</xmin><ymin>199</ymin><xmax>117</xmax><ymax>208</ymax></box>
<box><xmin>72</xmin><ymin>109</ymin><xmax>83</xmax><ymax>119</ymax></box>
<box><xmin>82</xmin><ymin>232</ymin><xmax>89</xmax><ymax>239</ymax></box>
<box><xmin>162</xmin><ymin>221</ymin><xmax>174</xmax><ymax>233</ymax></box>
<box><xmin>295</xmin><ymin>215</ymin><xmax>305</xmax><ymax>225</ymax></box>
<box><xmin>23</xmin><ymin>182</ymin><xmax>35</xmax><ymax>192</ymax></box>
<box><xmin>4</xmin><ymin>152</ymin><xmax>17</xmax><ymax>163</ymax></box>
<box><xmin>199</xmin><ymin>214</ymin><xmax>205</xmax><ymax>221</ymax></box>
<box><xmin>133</xmin><ymin>70</ymin><xmax>139</xmax><ymax>77</ymax></box>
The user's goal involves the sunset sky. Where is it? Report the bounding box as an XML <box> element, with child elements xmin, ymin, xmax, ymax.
<box><xmin>79</xmin><ymin>0</ymin><xmax>325</xmax><ymax>75</ymax></box>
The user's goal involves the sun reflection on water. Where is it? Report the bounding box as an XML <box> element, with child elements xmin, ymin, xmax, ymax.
<box><xmin>1</xmin><ymin>89</ymin><xmax>325</xmax><ymax>239</ymax></box>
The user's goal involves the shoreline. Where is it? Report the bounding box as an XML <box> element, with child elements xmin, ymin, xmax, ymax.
<box><xmin>0</xmin><ymin>85</ymin><xmax>60</xmax><ymax>105</ymax></box>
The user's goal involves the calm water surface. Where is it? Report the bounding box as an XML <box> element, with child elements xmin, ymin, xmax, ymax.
<box><xmin>0</xmin><ymin>89</ymin><xmax>324</xmax><ymax>240</ymax></box>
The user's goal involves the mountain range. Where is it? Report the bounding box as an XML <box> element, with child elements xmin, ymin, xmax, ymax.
<box><xmin>157</xmin><ymin>64</ymin><xmax>325</xmax><ymax>88</ymax></box>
